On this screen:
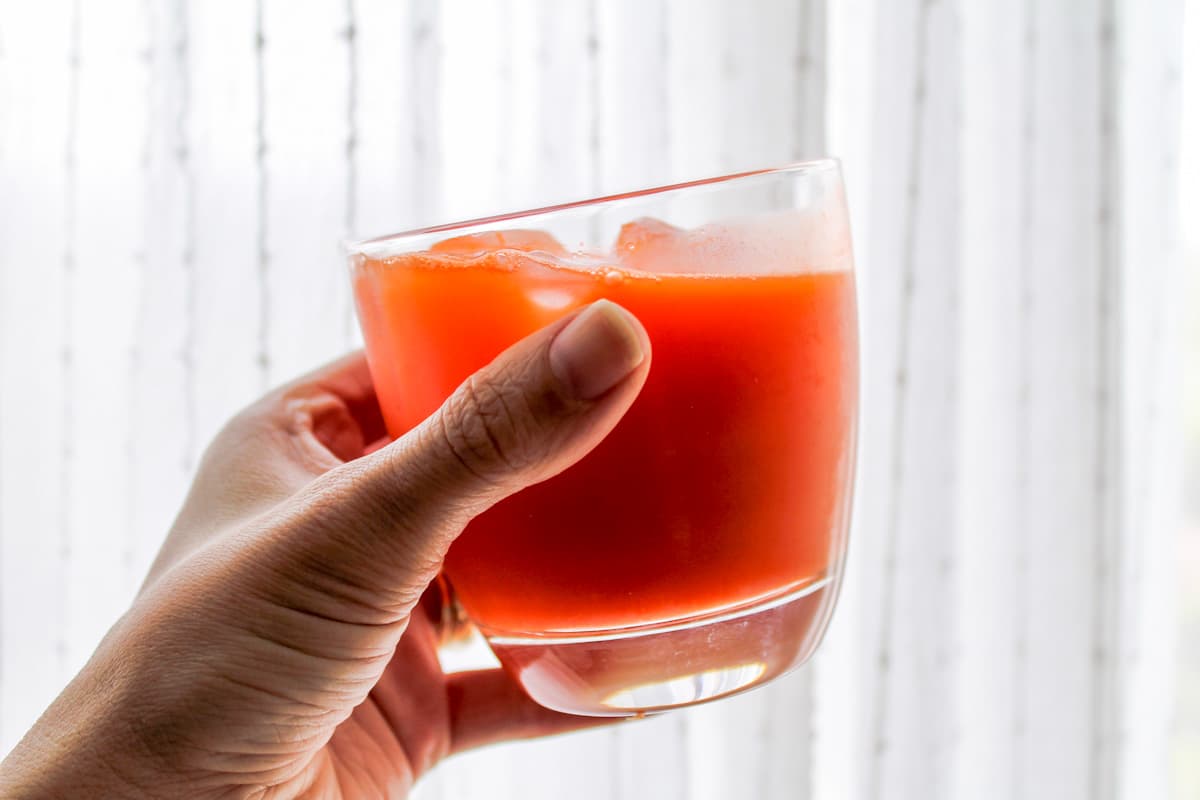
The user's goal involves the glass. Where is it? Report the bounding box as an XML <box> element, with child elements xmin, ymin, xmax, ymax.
<box><xmin>347</xmin><ymin>160</ymin><xmax>858</xmax><ymax>716</ymax></box>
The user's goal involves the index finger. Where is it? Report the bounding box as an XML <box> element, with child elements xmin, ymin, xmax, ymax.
<box><xmin>273</xmin><ymin>350</ymin><xmax>390</xmax><ymax>449</ymax></box>
<box><xmin>446</xmin><ymin>668</ymin><xmax>620</xmax><ymax>754</ymax></box>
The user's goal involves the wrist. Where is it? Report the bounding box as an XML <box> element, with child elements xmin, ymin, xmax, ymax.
<box><xmin>0</xmin><ymin>719</ymin><xmax>156</xmax><ymax>799</ymax></box>
<box><xmin>0</xmin><ymin>642</ymin><xmax>177</xmax><ymax>800</ymax></box>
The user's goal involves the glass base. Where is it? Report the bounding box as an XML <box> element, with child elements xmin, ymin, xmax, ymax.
<box><xmin>483</xmin><ymin>577</ymin><xmax>834</xmax><ymax>716</ymax></box>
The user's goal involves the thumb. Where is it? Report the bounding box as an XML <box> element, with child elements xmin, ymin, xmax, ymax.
<box><xmin>259</xmin><ymin>299</ymin><xmax>651</xmax><ymax>619</ymax></box>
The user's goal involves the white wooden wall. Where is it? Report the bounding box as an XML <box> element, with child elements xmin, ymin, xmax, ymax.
<box><xmin>0</xmin><ymin>1</ymin><xmax>1185</xmax><ymax>798</ymax></box>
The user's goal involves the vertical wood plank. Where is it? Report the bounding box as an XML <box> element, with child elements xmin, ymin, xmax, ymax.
<box><xmin>351</xmin><ymin>0</ymin><xmax>408</xmax><ymax>239</ymax></box>
<box><xmin>847</xmin><ymin>0</ymin><xmax>907</xmax><ymax>797</ymax></box>
<box><xmin>1014</xmin><ymin>9</ymin><xmax>1037</xmax><ymax>796</ymax></box>
<box><xmin>187</xmin><ymin>1</ymin><xmax>264</xmax><ymax>452</ymax></box>
<box><xmin>954</xmin><ymin>1</ymin><xmax>1030</xmax><ymax>797</ymax></box>
<box><xmin>0</xmin><ymin>0</ymin><xmax>76</xmax><ymax>753</ymax></box>
<box><xmin>255</xmin><ymin>0</ymin><xmax>271</xmax><ymax>390</ymax></box>
<box><xmin>128</xmin><ymin>0</ymin><xmax>195</xmax><ymax>588</ymax></box>
<box><xmin>1115</xmin><ymin>1</ymin><xmax>1185</xmax><ymax>797</ymax></box>
<box><xmin>409</xmin><ymin>0</ymin><xmax>442</xmax><ymax>228</ymax></box>
<box><xmin>342</xmin><ymin>0</ymin><xmax>359</xmax><ymax>346</ymax></box>
<box><xmin>612</xmin><ymin>714</ymin><xmax>689</xmax><ymax>800</ymax></box>
<box><xmin>58</xmin><ymin>0</ymin><xmax>81</xmax><ymax>684</ymax></box>
<box><xmin>490</xmin><ymin>0</ymin><xmax>543</xmax><ymax>213</ymax></box>
<box><xmin>1021</xmin><ymin>3</ymin><xmax>1108</xmax><ymax>797</ymax></box>
<box><xmin>438</xmin><ymin>1</ymin><xmax>506</xmax><ymax>221</ymax></box>
<box><xmin>1092</xmin><ymin>4</ymin><xmax>1122</xmax><ymax>797</ymax></box>
<box><xmin>260</xmin><ymin>0</ymin><xmax>354</xmax><ymax>382</ymax></box>
<box><xmin>527</xmin><ymin>0</ymin><xmax>599</xmax><ymax>205</ymax></box>
<box><xmin>861</xmin><ymin>0</ymin><xmax>961</xmax><ymax>798</ymax></box>
<box><xmin>718</xmin><ymin>0</ymin><xmax>812</xmax><ymax>172</ymax></box>
<box><xmin>815</xmin><ymin>1</ymin><xmax>875</xmax><ymax>797</ymax></box>
<box><xmin>793</xmin><ymin>0</ymin><xmax>827</xmax><ymax>159</ymax></box>
<box><xmin>64</xmin><ymin>0</ymin><xmax>147</xmax><ymax>674</ymax></box>
<box><xmin>596</xmin><ymin>0</ymin><xmax>671</xmax><ymax>193</ymax></box>
<box><xmin>664</xmin><ymin>0</ymin><xmax>723</xmax><ymax>180</ymax></box>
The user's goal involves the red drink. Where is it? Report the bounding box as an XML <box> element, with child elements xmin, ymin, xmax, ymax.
<box><xmin>350</xmin><ymin>163</ymin><xmax>857</xmax><ymax>714</ymax></box>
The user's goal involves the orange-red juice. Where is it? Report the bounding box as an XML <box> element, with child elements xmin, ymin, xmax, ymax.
<box><xmin>352</xmin><ymin>233</ymin><xmax>857</xmax><ymax>642</ymax></box>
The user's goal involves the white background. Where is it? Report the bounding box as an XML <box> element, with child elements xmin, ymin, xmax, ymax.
<box><xmin>0</xmin><ymin>1</ymin><xmax>1194</xmax><ymax>798</ymax></box>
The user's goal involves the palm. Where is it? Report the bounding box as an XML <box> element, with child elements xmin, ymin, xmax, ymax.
<box><xmin>310</xmin><ymin>611</ymin><xmax>446</xmax><ymax>798</ymax></box>
<box><xmin>292</xmin><ymin>599</ymin><xmax>589</xmax><ymax>798</ymax></box>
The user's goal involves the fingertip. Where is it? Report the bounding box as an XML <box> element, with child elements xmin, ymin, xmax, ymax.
<box><xmin>549</xmin><ymin>300</ymin><xmax>649</xmax><ymax>401</ymax></box>
<box><xmin>446</xmin><ymin>669</ymin><xmax>616</xmax><ymax>754</ymax></box>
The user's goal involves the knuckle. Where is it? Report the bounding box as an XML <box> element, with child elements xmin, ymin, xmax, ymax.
<box><xmin>440</xmin><ymin>373</ymin><xmax>544</xmax><ymax>482</ymax></box>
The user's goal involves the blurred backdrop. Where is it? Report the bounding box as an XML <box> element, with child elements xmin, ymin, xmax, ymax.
<box><xmin>0</xmin><ymin>1</ymin><xmax>1193</xmax><ymax>798</ymax></box>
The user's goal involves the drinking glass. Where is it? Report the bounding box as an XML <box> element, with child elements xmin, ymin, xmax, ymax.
<box><xmin>348</xmin><ymin>160</ymin><xmax>857</xmax><ymax>716</ymax></box>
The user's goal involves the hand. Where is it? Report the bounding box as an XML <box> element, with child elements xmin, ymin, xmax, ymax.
<box><xmin>0</xmin><ymin>300</ymin><xmax>650</xmax><ymax>799</ymax></box>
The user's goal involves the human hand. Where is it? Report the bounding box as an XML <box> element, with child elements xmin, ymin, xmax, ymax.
<box><xmin>0</xmin><ymin>299</ymin><xmax>650</xmax><ymax>799</ymax></box>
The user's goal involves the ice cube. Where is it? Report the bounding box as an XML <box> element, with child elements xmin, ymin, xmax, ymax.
<box><xmin>613</xmin><ymin>210</ymin><xmax>851</xmax><ymax>276</ymax></box>
<box><xmin>431</xmin><ymin>229</ymin><xmax>566</xmax><ymax>257</ymax></box>
<box><xmin>614</xmin><ymin>217</ymin><xmax>686</xmax><ymax>270</ymax></box>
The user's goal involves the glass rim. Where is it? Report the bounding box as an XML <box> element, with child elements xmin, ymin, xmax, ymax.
<box><xmin>344</xmin><ymin>157</ymin><xmax>841</xmax><ymax>254</ymax></box>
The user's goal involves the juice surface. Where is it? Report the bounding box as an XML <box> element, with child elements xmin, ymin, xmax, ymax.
<box><xmin>353</xmin><ymin>239</ymin><xmax>857</xmax><ymax>634</ymax></box>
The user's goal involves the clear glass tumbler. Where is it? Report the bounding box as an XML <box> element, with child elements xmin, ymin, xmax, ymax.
<box><xmin>348</xmin><ymin>160</ymin><xmax>857</xmax><ymax>716</ymax></box>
